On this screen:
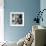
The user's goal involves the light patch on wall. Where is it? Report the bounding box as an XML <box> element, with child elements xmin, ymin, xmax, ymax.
<box><xmin>0</xmin><ymin>0</ymin><xmax>4</xmax><ymax>8</ymax></box>
<box><xmin>10</xmin><ymin>12</ymin><xmax>24</xmax><ymax>26</ymax></box>
<box><xmin>0</xmin><ymin>0</ymin><xmax>4</xmax><ymax>42</ymax></box>
<box><xmin>0</xmin><ymin>8</ymin><xmax>4</xmax><ymax>42</ymax></box>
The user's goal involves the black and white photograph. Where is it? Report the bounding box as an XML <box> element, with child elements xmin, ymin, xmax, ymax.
<box><xmin>10</xmin><ymin>12</ymin><xmax>24</xmax><ymax>26</ymax></box>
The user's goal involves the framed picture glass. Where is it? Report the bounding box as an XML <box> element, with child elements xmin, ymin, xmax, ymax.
<box><xmin>10</xmin><ymin>12</ymin><xmax>24</xmax><ymax>26</ymax></box>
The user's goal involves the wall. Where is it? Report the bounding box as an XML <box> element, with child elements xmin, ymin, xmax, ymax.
<box><xmin>0</xmin><ymin>0</ymin><xmax>4</xmax><ymax>42</ymax></box>
<box><xmin>40</xmin><ymin>0</ymin><xmax>46</xmax><ymax>27</ymax></box>
<box><xmin>4</xmin><ymin>0</ymin><xmax>40</xmax><ymax>42</ymax></box>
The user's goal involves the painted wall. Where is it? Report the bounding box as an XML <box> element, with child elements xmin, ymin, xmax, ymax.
<box><xmin>40</xmin><ymin>0</ymin><xmax>46</xmax><ymax>27</ymax></box>
<box><xmin>4</xmin><ymin>0</ymin><xmax>40</xmax><ymax>42</ymax></box>
<box><xmin>0</xmin><ymin>0</ymin><xmax>4</xmax><ymax>42</ymax></box>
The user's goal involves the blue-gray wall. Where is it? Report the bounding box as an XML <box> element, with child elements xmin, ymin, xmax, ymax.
<box><xmin>40</xmin><ymin>0</ymin><xmax>46</xmax><ymax>27</ymax></box>
<box><xmin>4</xmin><ymin>0</ymin><xmax>40</xmax><ymax>42</ymax></box>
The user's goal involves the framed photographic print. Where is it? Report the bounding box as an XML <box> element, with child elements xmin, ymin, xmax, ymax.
<box><xmin>10</xmin><ymin>12</ymin><xmax>24</xmax><ymax>26</ymax></box>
